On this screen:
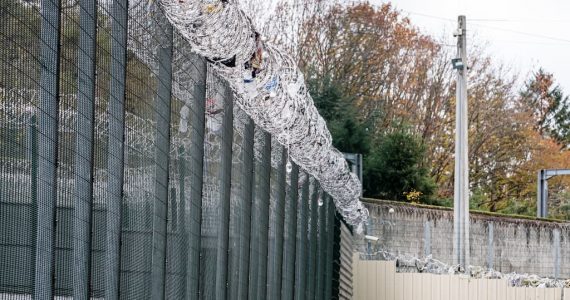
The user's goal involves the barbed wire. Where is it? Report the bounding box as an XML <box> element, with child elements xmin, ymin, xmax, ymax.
<box><xmin>358</xmin><ymin>249</ymin><xmax>570</xmax><ymax>288</ymax></box>
<box><xmin>2</xmin><ymin>0</ymin><xmax>369</xmax><ymax>224</ymax></box>
<box><xmin>153</xmin><ymin>0</ymin><xmax>367</xmax><ymax>225</ymax></box>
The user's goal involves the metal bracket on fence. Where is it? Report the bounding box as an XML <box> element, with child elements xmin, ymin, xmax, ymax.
<box><xmin>537</xmin><ymin>169</ymin><xmax>570</xmax><ymax>218</ymax></box>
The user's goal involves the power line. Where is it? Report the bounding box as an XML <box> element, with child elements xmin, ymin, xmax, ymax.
<box><xmin>470</xmin><ymin>23</ymin><xmax>570</xmax><ymax>44</ymax></box>
<box><xmin>400</xmin><ymin>10</ymin><xmax>455</xmax><ymax>22</ymax></box>
<box><xmin>470</xmin><ymin>18</ymin><xmax>570</xmax><ymax>23</ymax></box>
<box><xmin>490</xmin><ymin>40</ymin><xmax>570</xmax><ymax>46</ymax></box>
<box><xmin>398</xmin><ymin>10</ymin><xmax>570</xmax><ymax>45</ymax></box>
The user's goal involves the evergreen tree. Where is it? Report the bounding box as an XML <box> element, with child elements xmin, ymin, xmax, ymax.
<box><xmin>309</xmin><ymin>78</ymin><xmax>371</xmax><ymax>155</ymax></box>
<box><xmin>363</xmin><ymin>130</ymin><xmax>435</xmax><ymax>201</ymax></box>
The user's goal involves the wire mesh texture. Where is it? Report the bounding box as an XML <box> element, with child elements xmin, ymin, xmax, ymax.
<box><xmin>0</xmin><ymin>0</ymin><xmax>355</xmax><ymax>299</ymax></box>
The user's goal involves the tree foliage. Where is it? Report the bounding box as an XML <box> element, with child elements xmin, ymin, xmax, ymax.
<box><xmin>308</xmin><ymin>77</ymin><xmax>371</xmax><ymax>155</ymax></box>
<box><xmin>520</xmin><ymin>69</ymin><xmax>570</xmax><ymax>148</ymax></box>
<box><xmin>364</xmin><ymin>130</ymin><xmax>435</xmax><ymax>201</ymax></box>
<box><xmin>253</xmin><ymin>1</ymin><xmax>570</xmax><ymax>216</ymax></box>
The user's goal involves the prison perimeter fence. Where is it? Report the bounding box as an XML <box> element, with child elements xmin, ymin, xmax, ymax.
<box><xmin>0</xmin><ymin>0</ymin><xmax>354</xmax><ymax>298</ymax></box>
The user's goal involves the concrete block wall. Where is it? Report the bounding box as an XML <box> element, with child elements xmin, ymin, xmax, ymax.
<box><xmin>358</xmin><ymin>199</ymin><xmax>570</xmax><ymax>278</ymax></box>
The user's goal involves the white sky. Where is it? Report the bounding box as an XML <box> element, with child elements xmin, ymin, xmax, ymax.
<box><xmin>370</xmin><ymin>0</ymin><xmax>570</xmax><ymax>92</ymax></box>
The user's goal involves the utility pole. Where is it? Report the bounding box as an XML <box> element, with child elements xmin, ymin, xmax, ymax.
<box><xmin>452</xmin><ymin>15</ymin><xmax>470</xmax><ymax>270</ymax></box>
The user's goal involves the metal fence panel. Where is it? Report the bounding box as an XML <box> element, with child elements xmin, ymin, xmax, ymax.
<box><xmin>227</xmin><ymin>106</ymin><xmax>252</xmax><ymax>300</ymax></box>
<box><xmin>149</xmin><ymin>16</ymin><xmax>174</xmax><ymax>300</ymax></box>
<box><xmin>0</xmin><ymin>1</ymin><xmax>346</xmax><ymax>298</ymax></box>
<box><xmin>294</xmin><ymin>174</ymin><xmax>310</xmax><ymax>300</ymax></box>
<box><xmin>248</xmin><ymin>128</ymin><xmax>270</xmax><ymax>300</ymax></box>
<box><xmin>267</xmin><ymin>145</ymin><xmax>287</xmax><ymax>300</ymax></box>
<box><xmin>281</xmin><ymin>163</ymin><xmax>299</xmax><ymax>300</ymax></box>
<box><xmin>72</xmin><ymin>0</ymin><xmax>98</xmax><ymax>297</ymax></box>
<box><xmin>214</xmin><ymin>81</ymin><xmax>234</xmax><ymax>299</ymax></box>
<box><xmin>324</xmin><ymin>196</ymin><xmax>336</xmax><ymax>300</ymax></box>
<box><xmin>35</xmin><ymin>0</ymin><xmax>60</xmax><ymax>297</ymax></box>
<box><xmin>186</xmin><ymin>53</ymin><xmax>207</xmax><ymax>299</ymax></box>
<box><xmin>104</xmin><ymin>0</ymin><xmax>129</xmax><ymax>298</ymax></box>
<box><xmin>200</xmin><ymin>69</ymin><xmax>231</xmax><ymax>299</ymax></box>
<box><xmin>315</xmin><ymin>193</ymin><xmax>328</xmax><ymax>300</ymax></box>
<box><xmin>307</xmin><ymin>182</ymin><xmax>320</xmax><ymax>300</ymax></box>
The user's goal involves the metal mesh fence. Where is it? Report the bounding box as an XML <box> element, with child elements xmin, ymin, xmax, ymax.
<box><xmin>0</xmin><ymin>0</ymin><xmax>347</xmax><ymax>299</ymax></box>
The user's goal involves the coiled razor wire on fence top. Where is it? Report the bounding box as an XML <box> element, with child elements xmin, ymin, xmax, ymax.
<box><xmin>127</xmin><ymin>0</ymin><xmax>369</xmax><ymax>225</ymax></box>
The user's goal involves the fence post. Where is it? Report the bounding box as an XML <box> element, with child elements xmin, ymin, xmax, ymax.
<box><xmin>73</xmin><ymin>0</ymin><xmax>98</xmax><ymax>297</ymax></box>
<box><xmin>150</xmin><ymin>19</ymin><xmax>174</xmax><ymax>300</ymax></box>
<box><xmin>27</xmin><ymin>112</ymin><xmax>39</xmax><ymax>288</ymax></box>
<box><xmin>255</xmin><ymin>132</ymin><xmax>271</xmax><ymax>300</ymax></box>
<box><xmin>234</xmin><ymin>117</ymin><xmax>255</xmax><ymax>300</ymax></box>
<box><xmin>104</xmin><ymin>0</ymin><xmax>129</xmax><ymax>297</ymax></box>
<box><xmin>186</xmin><ymin>54</ymin><xmax>207</xmax><ymax>298</ymax></box>
<box><xmin>487</xmin><ymin>222</ymin><xmax>494</xmax><ymax>270</ymax></box>
<box><xmin>281</xmin><ymin>162</ymin><xmax>299</xmax><ymax>299</ymax></box>
<box><xmin>423</xmin><ymin>221</ymin><xmax>432</xmax><ymax>257</ymax></box>
<box><xmin>215</xmin><ymin>81</ymin><xmax>234</xmax><ymax>299</ymax></box>
<box><xmin>324</xmin><ymin>196</ymin><xmax>336</xmax><ymax>300</ymax></box>
<box><xmin>248</xmin><ymin>130</ymin><xmax>271</xmax><ymax>300</ymax></box>
<box><xmin>35</xmin><ymin>0</ymin><xmax>61</xmax><ymax>297</ymax></box>
<box><xmin>267</xmin><ymin>146</ymin><xmax>287</xmax><ymax>300</ymax></box>
<box><xmin>315</xmin><ymin>192</ymin><xmax>327</xmax><ymax>300</ymax></box>
<box><xmin>307</xmin><ymin>183</ymin><xmax>320</xmax><ymax>300</ymax></box>
<box><xmin>294</xmin><ymin>175</ymin><xmax>310</xmax><ymax>300</ymax></box>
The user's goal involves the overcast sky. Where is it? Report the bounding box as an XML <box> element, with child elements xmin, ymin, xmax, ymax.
<box><xmin>369</xmin><ymin>0</ymin><xmax>570</xmax><ymax>92</ymax></box>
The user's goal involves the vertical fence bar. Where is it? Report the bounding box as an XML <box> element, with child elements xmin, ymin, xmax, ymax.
<box><xmin>267</xmin><ymin>147</ymin><xmax>287</xmax><ymax>300</ymax></box>
<box><xmin>186</xmin><ymin>54</ymin><xmax>207</xmax><ymax>298</ymax></box>
<box><xmin>281</xmin><ymin>163</ymin><xmax>299</xmax><ymax>299</ymax></box>
<box><xmin>307</xmin><ymin>183</ymin><xmax>319</xmax><ymax>300</ymax></box>
<box><xmin>150</xmin><ymin>21</ymin><xmax>174</xmax><ymax>300</ymax></box>
<box><xmin>235</xmin><ymin>117</ymin><xmax>255</xmax><ymax>300</ymax></box>
<box><xmin>255</xmin><ymin>132</ymin><xmax>271</xmax><ymax>300</ymax></box>
<box><xmin>331</xmin><ymin>213</ymin><xmax>341</xmax><ymax>298</ymax></box>
<box><xmin>324</xmin><ymin>197</ymin><xmax>335</xmax><ymax>300</ymax></box>
<box><xmin>104</xmin><ymin>0</ymin><xmax>128</xmax><ymax>297</ymax></box>
<box><xmin>294</xmin><ymin>175</ymin><xmax>310</xmax><ymax>300</ymax></box>
<box><xmin>215</xmin><ymin>81</ymin><xmax>234</xmax><ymax>299</ymax></box>
<box><xmin>248</xmin><ymin>132</ymin><xmax>259</xmax><ymax>300</ymax></box>
<box><xmin>73</xmin><ymin>0</ymin><xmax>98</xmax><ymax>297</ymax></box>
<box><xmin>34</xmin><ymin>0</ymin><xmax>61</xmax><ymax>297</ymax></box>
<box><xmin>315</xmin><ymin>193</ymin><xmax>326</xmax><ymax>300</ymax></box>
<box><xmin>27</xmin><ymin>114</ymin><xmax>39</xmax><ymax>288</ymax></box>
<box><xmin>248</xmin><ymin>130</ymin><xmax>270</xmax><ymax>300</ymax></box>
